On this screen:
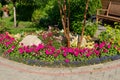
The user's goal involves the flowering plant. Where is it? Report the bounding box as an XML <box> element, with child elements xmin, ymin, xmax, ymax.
<box><xmin>0</xmin><ymin>32</ymin><xmax>120</xmax><ymax>67</ymax></box>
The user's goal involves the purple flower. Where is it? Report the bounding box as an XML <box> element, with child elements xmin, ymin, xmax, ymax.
<box><xmin>64</xmin><ymin>58</ymin><xmax>70</xmax><ymax>63</ymax></box>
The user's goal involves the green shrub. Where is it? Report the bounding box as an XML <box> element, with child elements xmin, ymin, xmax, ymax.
<box><xmin>71</xmin><ymin>21</ymin><xmax>98</xmax><ymax>37</ymax></box>
<box><xmin>99</xmin><ymin>24</ymin><xmax>120</xmax><ymax>46</ymax></box>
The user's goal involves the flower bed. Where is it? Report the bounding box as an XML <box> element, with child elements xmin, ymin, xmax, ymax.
<box><xmin>0</xmin><ymin>32</ymin><xmax>120</xmax><ymax>67</ymax></box>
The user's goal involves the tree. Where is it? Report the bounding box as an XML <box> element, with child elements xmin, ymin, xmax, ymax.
<box><xmin>11</xmin><ymin>0</ymin><xmax>16</xmax><ymax>27</ymax></box>
<box><xmin>77</xmin><ymin>0</ymin><xmax>90</xmax><ymax>48</ymax></box>
<box><xmin>58</xmin><ymin>0</ymin><xmax>70</xmax><ymax>47</ymax></box>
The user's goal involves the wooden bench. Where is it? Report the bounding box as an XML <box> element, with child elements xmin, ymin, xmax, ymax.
<box><xmin>96</xmin><ymin>0</ymin><xmax>120</xmax><ymax>23</ymax></box>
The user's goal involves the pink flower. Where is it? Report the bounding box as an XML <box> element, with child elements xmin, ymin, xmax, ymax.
<box><xmin>99</xmin><ymin>42</ymin><xmax>105</xmax><ymax>49</ymax></box>
<box><xmin>74</xmin><ymin>51</ymin><xmax>79</xmax><ymax>57</ymax></box>
<box><xmin>25</xmin><ymin>48</ymin><xmax>31</xmax><ymax>53</ymax></box>
<box><xmin>94</xmin><ymin>43</ymin><xmax>99</xmax><ymax>48</ymax></box>
<box><xmin>64</xmin><ymin>58</ymin><xmax>70</xmax><ymax>63</ymax></box>
<box><xmin>11</xmin><ymin>45</ymin><xmax>15</xmax><ymax>50</ymax></box>
<box><xmin>51</xmin><ymin>46</ymin><xmax>55</xmax><ymax>52</ymax></box>
<box><xmin>28</xmin><ymin>48</ymin><xmax>34</xmax><ymax>53</ymax></box>
<box><xmin>103</xmin><ymin>49</ymin><xmax>108</xmax><ymax>53</ymax></box>
<box><xmin>48</xmin><ymin>32</ymin><xmax>53</xmax><ymax>37</ymax></box>
<box><xmin>5</xmin><ymin>42</ymin><xmax>12</xmax><ymax>47</ymax></box>
<box><xmin>53</xmin><ymin>53</ymin><xmax>58</xmax><ymax>58</ymax></box>
<box><xmin>7</xmin><ymin>49</ymin><xmax>12</xmax><ymax>53</ymax></box>
<box><xmin>45</xmin><ymin>50</ymin><xmax>50</xmax><ymax>55</ymax></box>
<box><xmin>38</xmin><ymin>44</ymin><xmax>44</xmax><ymax>49</ymax></box>
<box><xmin>42</xmin><ymin>34</ymin><xmax>47</xmax><ymax>39</ymax></box>
<box><xmin>107</xmin><ymin>44</ymin><xmax>111</xmax><ymax>49</ymax></box>
<box><xmin>18</xmin><ymin>48</ymin><xmax>24</xmax><ymax>54</ymax></box>
<box><xmin>63</xmin><ymin>52</ymin><xmax>67</xmax><ymax>57</ymax></box>
<box><xmin>94</xmin><ymin>50</ymin><xmax>100</xmax><ymax>56</ymax></box>
<box><xmin>118</xmin><ymin>48</ymin><xmax>120</xmax><ymax>51</ymax></box>
<box><xmin>86</xmin><ymin>51</ymin><xmax>92</xmax><ymax>57</ymax></box>
<box><xmin>45</xmin><ymin>50</ymin><xmax>53</xmax><ymax>55</ymax></box>
<box><xmin>68</xmin><ymin>48</ymin><xmax>74</xmax><ymax>53</ymax></box>
<box><xmin>56</xmin><ymin>50</ymin><xmax>60</xmax><ymax>54</ymax></box>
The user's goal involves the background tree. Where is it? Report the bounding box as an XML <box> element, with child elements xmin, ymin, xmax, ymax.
<box><xmin>11</xmin><ymin>0</ymin><xmax>16</xmax><ymax>27</ymax></box>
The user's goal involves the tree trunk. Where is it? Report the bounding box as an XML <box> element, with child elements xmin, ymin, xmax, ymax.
<box><xmin>13</xmin><ymin>3</ymin><xmax>17</xmax><ymax>27</ymax></box>
<box><xmin>58</xmin><ymin>0</ymin><xmax>71</xmax><ymax>47</ymax></box>
<box><xmin>77</xmin><ymin>0</ymin><xmax>90</xmax><ymax>48</ymax></box>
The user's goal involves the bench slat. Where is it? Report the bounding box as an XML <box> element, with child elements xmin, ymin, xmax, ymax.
<box><xmin>109</xmin><ymin>2</ymin><xmax>120</xmax><ymax>16</ymax></box>
<box><xmin>96</xmin><ymin>0</ymin><xmax>120</xmax><ymax>23</ymax></box>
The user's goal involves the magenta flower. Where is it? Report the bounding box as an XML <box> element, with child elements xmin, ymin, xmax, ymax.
<box><xmin>86</xmin><ymin>53</ymin><xmax>90</xmax><ymax>57</ymax></box>
<box><xmin>99</xmin><ymin>42</ymin><xmax>105</xmax><ymax>49</ymax></box>
<box><xmin>42</xmin><ymin>34</ymin><xmax>47</xmax><ymax>39</ymax></box>
<box><xmin>107</xmin><ymin>44</ymin><xmax>111</xmax><ymax>49</ymax></box>
<box><xmin>45</xmin><ymin>50</ymin><xmax>53</xmax><ymax>55</ymax></box>
<box><xmin>63</xmin><ymin>52</ymin><xmax>67</xmax><ymax>57</ymax></box>
<box><xmin>94</xmin><ymin>43</ymin><xmax>99</xmax><ymax>48</ymax></box>
<box><xmin>68</xmin><ymin>48</ymin><xmax>74</xmax><ymax>53</ymax></box>
<box><xmin>37</xmin><ymin>44</ymin><xmax>44</xmax><ymax>49</ymax></box>
<box><xmin>47</xmin><ymin>32</ymin><xmax>53</xmax><ymax>37</ymax></box>
<box><xmin>79</xmin><ymin>49</ymin><xmax>84</xmax><ymax>53</ymax></box>
<box><xmin>118</xmin><ymin>48</ymin><xmax>120</xmax><ymax>51</ymax></box>
<box><xmin>30</xmin><ymin>48</ymin><xmax>34</xmax><ymax>52</ymax></box>
<box><xmin>74</xmin><ymin>48</ymin><xmax>79</xmax><ymax>53</ymax></box>
<box><xmin>7</xmin><ymin>49</ymin><xmax>12</xmax><ymax>53</ymax></box>
<box><xmin>94</xmin><ymin>50</ymin><xmax>100</xmax><ymax>56</ymax></box>
<box><xmin>56</xmin><ymin>49</ymin><xmax>60</xmax><ymax>54</ymax></box>
<box><xmin>5</xmin><ymin>42</ymin><xmax>12</xmax><ymax>47</ymax></box>
<box><xmin>51</xmin><ymin>46</ymin><xmax>55</xmax><ymax>52</ymax></box>
<box><xmin>11</xmin><ymin>45</ymin><xmax>15</xmax><ymax>50</ymax></box>
<box><xmin>103</xmin><ymin>49</ymin><xmax>108</xmax><ymax>53</ymax></box>
<box><xmin>74</xmin><ymin>51</ymin><xmax>79</xmax><ymax>57</ymax></box>
<box><xmin>64</xmin><ymin>58</ymin><xmax>70</xmax><ymax>63</ymax></box>
<box><xmin>18</xmin><ymin>48</ymin><xmax>24</xmax><ymax>54</ymax></box>
<box><xmin>25</xmin><ymin>48</ymin><xmax>31</xmax><ymax>53</ymax></box>
<box><xmin>53</xmin><ymin>53</ymin><xmax>58</xmax><ymax>58</ymax></box>
<box><xmin>86</xmin><ymin>51</ymin><xmax>92</xmax><ymax>57</ymax></box>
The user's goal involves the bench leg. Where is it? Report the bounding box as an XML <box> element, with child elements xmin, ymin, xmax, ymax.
<box><xmin>96</xmin><ymin>16</ymin><xmax>99</xmax><ymax>23</ymax></box>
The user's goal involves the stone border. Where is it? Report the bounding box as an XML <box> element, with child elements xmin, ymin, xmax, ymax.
<box><xmin>3</xmin><ymin>54</ymin><xmax>120</xmax><ymax>68</ymax></box>
<box><xmin>0</xmin><ymin>56</ymin><xmax>120</xmax><ymax>76</ymax></box>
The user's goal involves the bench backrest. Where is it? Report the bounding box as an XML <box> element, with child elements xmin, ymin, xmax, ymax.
<box><xmin>109</xmin><ymin>1</ymin><xmax>120</xmax><ymax>17</ymax></box>
<box><xmin>101</xmin><ymin>0</ymin><xmax>110</xmax><ymax>9</ymax></box>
